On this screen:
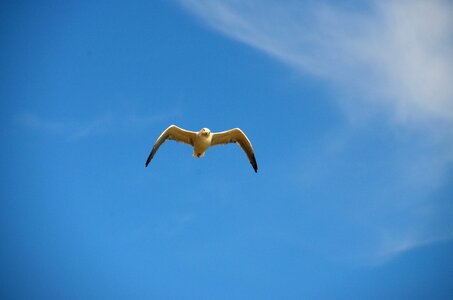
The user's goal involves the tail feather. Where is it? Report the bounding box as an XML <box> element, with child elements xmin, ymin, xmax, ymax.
<box><xmin>193</xmin><ymin>152</ymin><xmax>205</xmax><ymax>158</ymax></box>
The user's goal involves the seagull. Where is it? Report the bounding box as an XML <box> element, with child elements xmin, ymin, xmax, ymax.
<box><xmin>145</xmin><ymin>125</ymin><xmax>258</xmax><ymax>173</ymax></box>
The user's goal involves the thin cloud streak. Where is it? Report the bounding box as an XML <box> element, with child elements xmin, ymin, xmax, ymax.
<box><xmin>375</xmin><ymin>232</ymin><xmax>453</xmax><ymax>265</ymax></box>
<box><xmin>15</xmin><ymin>113</ymin><xmax>114</xmax><ymax>140</ymax></box>
<box><xmin>15</xmin><ymin>110</ymin><xmax>180</xmax><ymax>141</ymax></box>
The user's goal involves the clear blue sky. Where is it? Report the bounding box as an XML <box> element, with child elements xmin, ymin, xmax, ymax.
<box><xmin>1</xmin><ymin>0</ymin><xmax>453</xmax><ymax>299</ymax></box>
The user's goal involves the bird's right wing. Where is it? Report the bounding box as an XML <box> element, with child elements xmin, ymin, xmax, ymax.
<box><xmin>145</xmin><ymin>125</ymin><xmax>197</xmax><ymax>167</ymax></box>
<box><xmin>211</xmin><ymin>128</ymin><xmax>258</xmax><ymax>173</ymax></box>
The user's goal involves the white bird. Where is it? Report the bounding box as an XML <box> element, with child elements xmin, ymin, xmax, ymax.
<box><xmin>145</xmin><ymin>125</ymin><xmax>258</xmax><ymax>173</ymax></box>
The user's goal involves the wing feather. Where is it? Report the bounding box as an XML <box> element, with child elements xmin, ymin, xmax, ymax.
<box><xmin>145</xmin><ymin>125</ymin><xmax>196</xmax><ymax>167</ymax></box>
<box><xmin>211</xmin><ymin>128</ymin><xmax>258</xmax><ymax>173</ymax></box>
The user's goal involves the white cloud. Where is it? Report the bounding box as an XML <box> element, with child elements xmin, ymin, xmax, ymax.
<box><xmin>16</xmin><ymin>113</ymin><xmax>67</xmax><ymax>134</ymax></box>
<box><xmin>16</xmin><ymin>113</ymin><xmax>113</xmax><ymax>140</ymax></box>
<box><xmin>15</xmin><ymin>110</ymin><xmax>180</xmax><ymax>141</ymax></box>
<box><xmin>179</xmin><ymin>0</ymin><xmax>453</xmax><ymax>263</ymax></box>
<box><xmin>180</xmin><ymin>0</ymin><xmax>453</xmax><ymax>123</ymax></box>
<box><xmin>375</xmin><ymin>231</ymin><xmax>453</xmax><ymax>264</ymax></box>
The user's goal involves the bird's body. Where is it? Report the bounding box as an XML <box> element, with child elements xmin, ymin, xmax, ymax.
<box><xmin>193</xmin><ymin>130</ymin><xmax>212</xmax><ymax>158</ymax></box>
<box><xmin>145</xmin><ymin>125</ymin><xmax>258</xmax><ymax>172</ymax></box>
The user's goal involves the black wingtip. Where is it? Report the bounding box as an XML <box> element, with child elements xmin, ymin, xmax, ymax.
<box><xmin>251</xmin><ymin>162</ymin><xmax>258</xmax><ymax>173</ymax></box>
<box><xmin>145</xmin><ymin>151</ymin><xmax>154</xmax><ymax>168</ymax></box>
<box><xmin>251</xmin><ymin>156</ymin><xmax>258</xmax><ymax>173</ymax></box>
<box><xmin>145</xmin><ymin>157</ymin><xmax>151</xmax><ymax>167</ymax></box>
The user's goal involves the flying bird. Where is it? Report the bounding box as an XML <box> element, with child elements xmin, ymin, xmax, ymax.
<box><xmin>145</xmin><ymin>125</ymin><xmax>258</xmax><ymax>173</ymax></box>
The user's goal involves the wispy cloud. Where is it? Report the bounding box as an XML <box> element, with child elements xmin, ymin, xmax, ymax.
<box><xmin>180</xmin><ymin>0</ymin><xmax>453</xmax><ymax>262</ymax></box>
<box><xmin>375</xmin><ymin>231</ymin><xmax>453</xmax><ymax>265</ymax></box>
<box><xmin>15</xmin><ymin>110</ymin><xmax>180</xmax><ymax>141</ymax></box>
<box><xmin>180</xmin><ymin>0</ymin><xmax>453</xmax><ymax>123</ymax></box>
<box><xmin>15</xmin><ymin>113</ymin><xmax>114</xmax><ymax>140</ymax></box>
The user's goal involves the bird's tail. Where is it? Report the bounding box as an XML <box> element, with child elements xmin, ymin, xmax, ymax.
<box><xmin>193</xmin><ymin>152</ymin><xmax>205</xmax><ymax>158</ymax></box>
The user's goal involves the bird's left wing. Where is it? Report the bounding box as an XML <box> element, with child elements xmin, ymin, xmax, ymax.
<box><xmin>145</xmin><ymin>125</ymin><xmax>197</xmax><ymax>167</ymax></box>
<box><xmin>211</xmin><ymin>128</ymin><xmax>258</xmax><ymax>173</ymax></box>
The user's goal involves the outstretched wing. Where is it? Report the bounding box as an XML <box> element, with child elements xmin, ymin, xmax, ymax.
<box><xmin>211</xmin><ymin>128</ymin><xmax>258</xmax><ymax>173</ymax></box>
<box><xmin>145</xmin><ymin>125</ymin><xmax>196</xmax><ymax>167</ymax></box>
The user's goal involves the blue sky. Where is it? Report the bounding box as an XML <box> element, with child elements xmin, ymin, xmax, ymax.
<box><xmin>1</xmin><ymin>0</ymin><xmax>453</xmax><ymax>299</ymax></box>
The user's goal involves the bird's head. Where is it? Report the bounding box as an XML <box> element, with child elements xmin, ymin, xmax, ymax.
<box><xmin>200</xmin><ymin>128</ymin><xmax>211</xmax><ymax>136</ymax></box>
